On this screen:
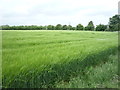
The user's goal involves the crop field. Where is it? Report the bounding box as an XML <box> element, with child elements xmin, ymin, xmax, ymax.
<box><xmin>2</xmin><ymin>30</ymin><xmax>118</xmax><ymax>88</ymax></box>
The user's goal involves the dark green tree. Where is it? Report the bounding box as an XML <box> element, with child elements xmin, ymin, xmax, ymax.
<box><xmin>47</xmin><ymin>25</ymin><xmax>53</xmax><ymax>30</ymax></box>
<box><xmin>43</xmin><ymin>26</ymin><xmax>47</xmax><ymax>30</ymax></box>
<box><xmin>55</xmin><ymin>24</ymin><xmax>62</xmax><ymax>30</ymax></box>
<box><xmin>109</xmin><ymin>15</ymin><xmax>120</xmax><ymax>31</ymax></box>
<box><xmin>2</xmin><ymin>25</ymin><xmax>10</xmax><ymax>30</ymax></box>
<box><xmin>96</xmin><ymin>24</ymin><xmax>107</xmax><ymax>31</ymax></box>
<box><xmin>85</xmin><ymin>21</ymin><xmax>95</xmax><ymax>31</ymax></box>
<box><xmin>68</xmin><ymin>25</ymin><xmax>73</xmax><ymax>30</ymax></box>
<box><xmin>72</xmin><ymin>27</ymin><xmax>76</xmax><ymax>30</ymax></box>
<box><xmin>76</xmin><ymin>24</ymin><xmax>84</xmax><ymax>30</ymax></box>
<box><xmin>51</xmin><ymin>25</ymin><xmax>55</xmax><ymax>30</ymax></box>
<box><xmin>63</xmin><ymin>25</ymin><xmax>68</xmax><ymax>30</ymax></box>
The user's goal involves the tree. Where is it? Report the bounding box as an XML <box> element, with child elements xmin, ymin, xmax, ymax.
<box><xmin>84</xmin><ymin>26</ymin><xmax>89</xmax><ymax>30</ymax></box>
<box><xmin>2</xmin><ymin>25</ymin><xmax>10</xmax><ymax>30</ymax></box>
<box><xmin>68</xmin><ymin>25</ymin><xmax>73</xmax><ymax>30</ymax></box>
<box><xmin>96</xmin><ymin>24</ymin><xmax>107</xmax><ymax>31</ymax></box>
<box><xmin>38</xmin><ymin>26</ymin><xmax>43</xmax><ymax>30</ymax></box>
<box><xmin>109</xmin><ymin>14</ymin><xmax>120</xmax><ymax>31</ymax></box>
<box><xmin>63</xmin><ymin>25</ymin><xmax>68</xmax><ymax>30</ymax></box>
<box><xmin>42</xmin><ymin>26</ymin><xmax>47</xmax><ymax>30</ymax></box>
<box><xmin>85</xmin><ymin>21</ymin><xmax>95</xmax><ymax>31</ymax></box>
<box><xmin>55</xmin><ymin>24</ymin><xmax>62</xmax><ymax>30</ymax></box>
<box><xmin>51</xmin><ymin>25</ymin><xmax>55</xmax><ymax>30</ymax></box>
<box><xmin>47</xmin><ymin>25</ymin><xmax>53</xmax><ymax>30</ymax></box>
<box><xmin>76</xmin><ymin>24</ymin><xmax>84</xmax><ymax>30</ymax></box>
<box><xmin>72</xmin><ymin>27</ymin><xmax>76</xmax><ymax>30</ymax></box>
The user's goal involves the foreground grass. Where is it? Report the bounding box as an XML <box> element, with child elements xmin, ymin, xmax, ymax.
<box><xmin>55</xmin><ymin>52</ymin><xmax>118</xmax><ymax>88</ymax></box>
<box><xmin>2</xmin><ymin>30</ymin><xmax>118</xmax><ymax>88</ymax></box>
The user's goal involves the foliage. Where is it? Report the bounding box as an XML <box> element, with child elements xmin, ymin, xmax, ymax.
<box><xmin>76</xmin><ymin>24</ymin><xmax>84</xmax><ymax>30</ymax></box>
<box><xmin>55</xmin><ymin>24</ymin><xmax>63</xmax><ymax>30</ymax></box>
<box><xmin>109</xmin><ymin>15</ymin><xmax>120</xmax><ymax>31</ymax></box>
<box><xmin>85</xmin><ymin>21</ymin><xmax>95</xmax><ymax>31</ymax></box>
<box><xmin>47</xmin><ymin>25</ymin><xmax>54</xmax><ymax>30</ymax></box>
<box><xmin>68</xmin><ymin>25</ymin><xmax>73</xmax><ymax>30</ymax></box>
<box><xmin>96</xmin><ymin>24</ymin><xmax>107</xmax><ymax>31</ymax></box>
<box><xmin>63</xmin><ymin>25</ymin><xmax>68</xmax><ymax>30</ymax></box>
<box><xmin>71</xmin><ymin>27</ymin><xmax>76</xmax><ymax>30</ymax></box>
<box><xmin>1</xmin><ymin>25</ymin><xmax>47</xmax><ymax>30</ymax></box>
<box><xmin>1</xmin><ymin>14</ymin><xmax>119</xmax><ymax>31</ymax></box>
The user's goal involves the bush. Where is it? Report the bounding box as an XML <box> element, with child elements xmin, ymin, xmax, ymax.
<box><xmin>96</xmin><ymin>24</ymin><xmax>107</xmax><ymax>31</ymax></box>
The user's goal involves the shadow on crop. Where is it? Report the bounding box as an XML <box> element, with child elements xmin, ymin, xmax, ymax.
<box><xmin>2</xmin><ymin>46</ymin><xmax>118</xmax><ymax>88</ymax></box>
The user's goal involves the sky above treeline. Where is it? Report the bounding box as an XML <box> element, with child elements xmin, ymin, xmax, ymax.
<box><xmin>0</xmin><ymin>0</ymin><xmax>119</xmax><ymax>26</ymax></box>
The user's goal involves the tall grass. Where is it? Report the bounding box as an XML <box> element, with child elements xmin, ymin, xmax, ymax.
<box><xmin>2</xmin><ymin>30</ymin><xmax>118</xmax><ymax>88</ymax></box>
<box><xmin>55</xmin><ymin>51</ymin><xmax>118</xmax><ymax>88</ymax></box>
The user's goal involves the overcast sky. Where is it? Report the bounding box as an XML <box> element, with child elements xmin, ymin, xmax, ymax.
<box><xmin>0</xmin><ymin>0</ymin><xmax>119</xmax><ymax>26</ymax></box>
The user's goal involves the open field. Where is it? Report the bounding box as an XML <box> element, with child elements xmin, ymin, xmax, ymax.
<box><xmin>2</xmin><ymin>30</ymin><xmax>118</xmax><ymax>88</ymax></box>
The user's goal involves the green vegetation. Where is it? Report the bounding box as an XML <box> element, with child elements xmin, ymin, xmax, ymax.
<box><xmin>96</xmin><ymin>24</ymin><xmax>107</xmax><ymax>31</ymax></box>
<box><xmin>2</xmin><ymin>30</ymin><xmax>118</xmax><ymax>88</ymax></box>
<box><xmin>55</xmin><ymin>52</ymin><xmax>118</xmax><ymax>88</ymax></box>
<box><xmin>85</xmin><ymin>21</ymin><xmax>95</xmax><ymax>31</ymax></box>
<box><xmin>1</xmin><ymin>14</ymin><xmax>120</xmax><ymax>31</ymax></box>
<box><xmin>109</xmin><ymin>15</ymin><xmax>120</xmax><ymax>31</ymax></box>
<box><xmin>76</xmin><ymin>24</ymin><xmax>84</xmax><ymax>30</ymax></box>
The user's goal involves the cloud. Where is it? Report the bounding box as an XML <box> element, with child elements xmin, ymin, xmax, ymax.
<box><xmin>0</xmin><ymin>0</ymin><xmax>119</xmax><ymax>26</ymax></box>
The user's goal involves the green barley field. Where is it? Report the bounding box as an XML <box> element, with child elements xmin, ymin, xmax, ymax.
<box><xmin>2</xmin><ymin>30</ymin><xmax>118</xmax><ymax>88</ymax></box>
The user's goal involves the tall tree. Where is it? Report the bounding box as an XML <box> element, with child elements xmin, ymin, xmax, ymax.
<box><xmin>109</xmin><ymin>14</ymin><xmax>120</xmax><ymax>31</ymax></box>
<box><xmin>85</xmin><ymin>21</ymin><xmax>95</xmax><ymax>31</ymax></box>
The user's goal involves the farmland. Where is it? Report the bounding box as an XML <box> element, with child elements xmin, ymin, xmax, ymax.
<box><xmin>2</xmin><ymin>30</ymin><xmax>118</xmax><ymax>88</ymax></box>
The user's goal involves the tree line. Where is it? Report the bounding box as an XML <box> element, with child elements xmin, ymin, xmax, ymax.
<box><xmin>1</xmin><ymin>14</ymin><xmax>120</xmax><ymax>31</ymax></box>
